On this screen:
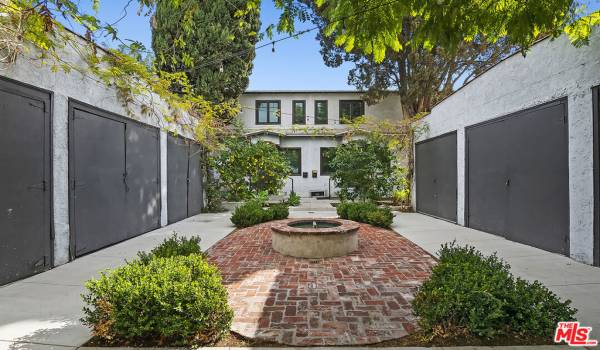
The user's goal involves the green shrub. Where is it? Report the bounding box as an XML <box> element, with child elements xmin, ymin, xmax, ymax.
<box><xmin>336</xmin><ymin>201</ymin><xmax>350</xmax><ymax>219</ymax></box>
<box><xmin>364</xmin><ymin>209</ymin><xmax>394</xmax><ymax>228</ymax></box>
<box><xmin>230</xmin><ymin>200</ymin><xmax>289</xmax><ymax>228</ymax></box>
<box><xmin>336</xmin><ymin>201</ymin><xmax>393</xmax><ymax>228</ymax></box>
<box><xmin>137</xmin><ymin>233</ymin><xmax>204</xmax><ymax>264</ymax></box>
<box><xmin>82</xmin><ymin>255</ymin><xmax>233</xmax><ymax>346</ymax></box>
<box><xmin>230</xmin><ymin>200</ymin><xmax>265</xmax><ymax>228</ymax></box>
<box><xmin>412</xmin><ymin>243</ymin><xmax>576</xmax><ymax>339</ymax></box>
<box><xmin>287</xmin><ymin>192</ymin><xmax>301</xmax><ymax>206</ymax></box>
<box><xmin>270</xmin><ymin>203</ymin><xmax>289</xmax><ymax>220</ymax></box>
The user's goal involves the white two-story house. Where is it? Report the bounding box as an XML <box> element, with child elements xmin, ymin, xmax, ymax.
<box><xmin>238</xmin><ymin>91</ymin><xmax>402</xmax><ymax>198</ymax></box>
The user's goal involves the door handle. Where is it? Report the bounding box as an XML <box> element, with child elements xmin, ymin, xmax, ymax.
<box><xmin>28</xmin><ymin>181</ymin><xmax>47</xmax><ymax>191</ymax></box>
<box><xmin>123</xmin><ymin>172</ymin><xmax>129</xmax><ymax>192</ymax></box>
<box><xmin>73</xmin><ymin>180</ymin><xmax>87</xmax><ymax>190</ymax></box>
<box><xmin>33</xmin><ymin>256</ymin><xmax>45</xmax><ymax>268</ymax></box>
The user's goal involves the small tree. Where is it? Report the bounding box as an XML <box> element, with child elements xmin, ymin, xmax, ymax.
<box><xmin>211</xmin><ymin>138</ymin><xmax>290</xmax><ymax>201</ymax></box>
<box><xmin>330</xmin><ymin>139</ymin><xmax>395</xmax><ymax>201</ymax></box>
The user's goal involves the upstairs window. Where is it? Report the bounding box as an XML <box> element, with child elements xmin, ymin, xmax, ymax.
<box><xmin>292</xmin><ymin>100</ymin><xmax>306</xmax><ymax>124</ymax></box>
<box><xmin>315</xmin><ymin>100</ymin><xmax>328</xmax><ymax>124</ymax></box>
<box><xmin>282</xmin><ymin>148</ymin><xmax>302</xmax><ymax>175</ymax></box>
<box><xmin>339</xmin><ymin>100</ymin><xmax>365</xmax><ymax>123</ymax></box>
<box><xmin>320</xmin><ymin>147</ymin><xmax>336</xmax><ymax>175</ymax></box>
<box><xmin>256</xmin><ymin>100</ymin><xmax>281</xmax><ymax>124</ymax></box>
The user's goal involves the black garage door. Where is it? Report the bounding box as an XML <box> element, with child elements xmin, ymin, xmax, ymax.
<box><xmin>416</xmin><ymin>132</ymin><xmax>457</xmax><ymax>222</ymax></box>
<box><xmin>69</xmin><ymin>101</ymin><xmax>160</xmax><ymax>257</ymax></box>
<box><xmin>466</xmin><ymin>99</ymin><xmax>569</xmax><ymax>255</ymax></box>
<box><xmin>0</xmin><ymin>78</ymin><xmax>52</xmax><ymax>285</ymax></box>
<box><xmin>593</xmin><ymin>85</ymin><xmax>600</xmax><ymax>267</ymax></box>
<box><xmin>167</xmin><ymin>135</ymin><xmax>203</xmax><ymax>224</ymax></box>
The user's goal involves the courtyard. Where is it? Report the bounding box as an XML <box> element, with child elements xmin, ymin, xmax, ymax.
<box><xmin>1</xmin><ymin>201</ymin><xmax>599</xmax><ymax>349</ymax></box>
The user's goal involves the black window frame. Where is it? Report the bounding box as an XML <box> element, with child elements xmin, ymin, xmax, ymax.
<box><xmin>339</xmin><ymin>100</ymin><xmax>365</xmax><ymax>124</ymax></box>
<box><xmin>314</xmin><ymin>100</ymin><xmax>328</xmax><ymax>125</ymax></box>
<box><xmin>282</xmin><ymin>147</ymin><xmax>302</xmax><ymax>176</ymax></box>
<box><xmin>292</xmin><ymin>100</ymin><xmax>306</xmax><ymax>125</ymax></box>
<box><xmin>255</xmin><ymin>100</ymin><xmax>281</xmax><ymax>125</ymax></box>
<box><xmin>320</xmin><ymin>147</ymin><xmax>336</xmax><ymax>175</ymax></box>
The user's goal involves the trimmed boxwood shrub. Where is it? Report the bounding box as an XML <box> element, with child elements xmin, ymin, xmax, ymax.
<box><xmin>230</xmin><ymin>200</ymin><xmax>265</xmax><ymax>228</ymax></box>
<box><xmin>336</xmin><ymin>201</ymin><xmax>394</xmax><ymax>228</ymax></box>
<box><xmin>230</xmin><ymin>200</ymin><xmax>289</xmax><ymax>228</ymax></box>
<box><xmin>412</xmin><ymin>243</ymin><xmax>577</xmax><ymax>339</ymax></box>
<box><xmin>82</xmin><ymin>255</ymin><xmax>233</xmax><ymax>346</ymax></box>
<box><xmin>137</xmin><ymin>233</ymin><xmax>204</xmax><ymax>264</ymax></box>
<box><xmin>270</xmin><ymin>203</ymin><xmax>289</xmax><ymax>220</ymax></box>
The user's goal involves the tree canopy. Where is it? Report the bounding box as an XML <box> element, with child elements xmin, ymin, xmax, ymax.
<box><xmin>266</xmin><ymin>0</ymin><xmax>598</xmax><ymax>63</ymax></box>
<box><xmin>313</xmin><ymin>13</ymin><xmax>516</xmax><ymax>116</ymax></box>
<box><xmin>152</xmin><ymin>0</ymin><xmax>260</xmax><ymax>102</ymax></box>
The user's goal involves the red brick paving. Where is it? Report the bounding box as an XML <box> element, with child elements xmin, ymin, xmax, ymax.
<box><xmin>206</xmin><ymin>220</ymin><xmax>436</xmax><ymax>346</ymax></box>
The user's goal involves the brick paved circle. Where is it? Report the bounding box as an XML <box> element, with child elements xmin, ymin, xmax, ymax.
<box><xmin>206</xmin><ymin>220</ymin><xmax>437</xmax><ymax>346</ymax></box>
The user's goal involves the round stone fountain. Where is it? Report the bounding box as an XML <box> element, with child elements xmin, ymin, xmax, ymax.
<box><xmin>271</xmin><ymin>218</ymin><xmax>360</xmax><ymax>258</ymax></box>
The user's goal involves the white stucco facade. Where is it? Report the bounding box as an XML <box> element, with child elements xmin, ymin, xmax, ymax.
<box><xmin>238</xmin><ymin>91</ymin><xmax>403</xmax><ymax>197</ymax></box>
<box><xmin>415</xmin><ymin>30</ymin><xmax>600</xmax><ymax>264</ymax></box>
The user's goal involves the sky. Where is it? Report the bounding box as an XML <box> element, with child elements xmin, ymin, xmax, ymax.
<box><xmin>71</xmin><ymin>1</ymin><xmax>354</xmax><ymax>90</ymax></box>
<box><xmin>68</xmin><ymin>1</ymin><xmax>600</xmax><ymax>92</ymax></box>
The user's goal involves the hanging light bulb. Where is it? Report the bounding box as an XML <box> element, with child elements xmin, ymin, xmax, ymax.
<box><xmin>219</xmin><ymin>61</ymin><xmax>224</xmax><ymax>73</ymax></box>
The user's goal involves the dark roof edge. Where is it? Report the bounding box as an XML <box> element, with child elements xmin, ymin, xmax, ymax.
<box><xmin>243</xmin><ymin>90</ymin><xmax>367</xmax><ymax>94</ymax></box>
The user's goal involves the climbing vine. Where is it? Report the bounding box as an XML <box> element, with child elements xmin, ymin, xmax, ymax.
<box><xmin>0</xmin><ymin>0</ymin><xmax>241</xmax><ymax>150</ymax></box>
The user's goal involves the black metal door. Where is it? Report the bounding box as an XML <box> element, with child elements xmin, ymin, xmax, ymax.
<box><xmin>594</xmin><ymin>86</ymin><xmax>600</xmax><ymax>267</ymax></box>
<box><xmin>187</xmin><ymin>142</ymin><xmax>203</xmax><ymax>216</ymax></box>
<box><xmin>167</xmin><ymin>135</ymin><xmax>189</xmax><ymax>223</ymax></box>
<box><xmin>415</xmin><ymin>132</ymin><xmax>457</xmax><ymax>222</ymax></box>
<box><xmin>125</xmin><ymin>122</ymin><xmax>161</xmax><ymax>237</ymax></box>
<box><xmin>0</xmin><ymin>79</ymin><xmax>51</xmax><ymax>285</ymax></box>
<box><xmin>467</xmin><ymin>118</ymin><xmax>511</xmax><ymax>236</ymax></box>
<box><xmin>467</xmin><ymin>99</ymin><xmax>569</xmax><ymax>255</ymax></box>
<box><xmin>70</xmin><ymin>104</ymin><xmax>127</xmax><ymax>256</ymax></box>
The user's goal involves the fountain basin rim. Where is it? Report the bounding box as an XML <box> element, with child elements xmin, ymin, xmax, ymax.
<box><xmin>271</xmin><ymin>218</ymin><xmax>360</xmax><ymax>235</ymax></box>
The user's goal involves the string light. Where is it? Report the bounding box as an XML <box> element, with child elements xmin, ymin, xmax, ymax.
<box><xmin>193</xmin><ymin>0</ymin><xmax>403</xmax><ymax>70</ymax></box>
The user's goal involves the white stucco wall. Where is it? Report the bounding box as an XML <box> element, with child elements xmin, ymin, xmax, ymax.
<box><xmin>1</xmin><ymin>34</ymin><xmax>193</xmax><ymax>266</ymax></box>
<box><xmin>415</xmin><ymin>30</ymin><xmax>600</xmax><ymax>264</ymax></box>
<box><xmin>238</xmin><ymin>91</ymin><xmax>403</xmax><ymax>198</ymax></box>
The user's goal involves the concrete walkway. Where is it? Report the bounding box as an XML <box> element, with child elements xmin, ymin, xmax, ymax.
<box><xmin>0</xmin><ymin>212</ymin><xmax>235</xmax><ymax>350</ymax></box>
